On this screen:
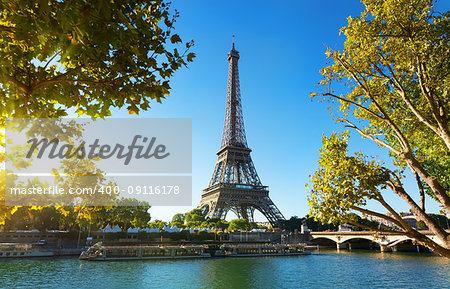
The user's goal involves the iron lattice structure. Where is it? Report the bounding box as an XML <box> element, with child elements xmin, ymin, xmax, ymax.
<box><xmin>198</xmin><ymin>41</ymin><xmax>285</xmax><ymax>228</ymax></box>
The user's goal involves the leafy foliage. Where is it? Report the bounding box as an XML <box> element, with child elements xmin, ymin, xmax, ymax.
<box><xmin>308</xmin><ymin>133</ymin><xmax>390</xmax><ymax>224</ymax></box>
<box><xmin>283</xmin><ymin>216</ymin><xmax>304</xmax><ymax>232</ymax></box>
<box><xmin>0</xmin><ymin>0</ymin><xmax>194</xmax><ymax>228</ymax></box>
<box><xmin>170</xmin><ymin>213</ymin><xmax>185</xmax><ymax>228</ymax></box>
<box><xmin>0</xmin><ymin>0</ymin><xmax>195</xmax><ymax>118</ymax></box>
<box><xmin>309</xmin><ymin>0</ymin><xmax>450</xmax><ymax>257</ymax></box>
<box><xmin>184</xmin><ymin>209</ymin><xmax>205</xmax><ymax>228</ymax></box>
<box><xmin>3</xmin><ymin>198</ymin><xmax>150</xmax><ymax>231</ymax></box>
<box><xmin>147</xmin><ymin>219</ymin><xmax>167</xmax><ymax>230</ymax></box>
<box><xmin>228</xmin><ymin>219</ymin><xmax>250</xmax><ymax>232</ymax></box>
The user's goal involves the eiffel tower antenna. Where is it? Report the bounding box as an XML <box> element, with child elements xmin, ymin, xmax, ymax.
<box><xmin>197</xmin><ymin>40</ymin><xmax>285</xmax><ymax>228</ymax></box>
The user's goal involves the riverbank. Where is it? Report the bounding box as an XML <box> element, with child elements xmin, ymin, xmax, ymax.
<box><xmin>0</xmin><ymin>230</ymin><xmax>441</xmax><ymax>256</ymax></box>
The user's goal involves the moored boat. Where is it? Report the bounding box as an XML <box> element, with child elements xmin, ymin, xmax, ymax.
<box><xmin>0</xmin><ymin>242</ymin><xmax>54</xmax><ymax>258</ymax></box>
<box><xmin>216</xmin><ymin>244</ymin><xmax>311</xmax><ymax>257</ymax></box>
<box><xmin>80</xmin><ymin>242</ymin><xmax>310</xmax><ymax>261</ymax></box>
<box><xmin>79</xmin><ymin>243</ymin><xmax>210</xmax><ymax>261</ymax></box>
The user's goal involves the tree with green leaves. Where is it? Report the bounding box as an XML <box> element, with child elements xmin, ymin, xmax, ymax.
<box><xmin>2</xmin><ymin>198</ymin><xmax>150</xmax><ymax>231</ymax></box>
<box><xmin>0</xmin><ymin>0</ymin><xmax>194</xmax><ymax>118</ymax></box>
<box><xmin>215</xmin><ymin>219</ymin><xmax>229</xmax><ymax>231</ymax></box>
<box><xmin>228</xmin><ymin>219</ymin><xmax>250</xmax><ymax>232</ymax></box>
<box><xmin>203</xmin><ymin>217</ymin><xmax>223</xmax><ymax>229</ymax></box>
<box><xmin>170</xmin><ymin>213</ymin><xmax>185</xmax><ymax>228</ymax></box>
<box><xmin>184</xmin><ymin>209</ymin><xmax>205</xmax><ymax>228</ymax></box>
<box><xmin>308</xmin><ymin>0</ymin><xmax>449</xmax><ymax>257</ymax></box>
<box><xmin>0</xmin><ymin>0</ymin><xmax>194</xmax><ymax>227</ymax></box>
<box><xmin>147</xmin><ymin>219</ymin><xmax>167</xmax><ymax>230</ymax></box>
<box><xmin>303</xmin><ymin>215</ymin><xmax>338</xmax><ymax>232</ymax></box>
<box><xmin>284</xmin><ymin>216</ymin><xmax>303</xmax><ymax>233</ymax></box>
<box><xmin>107</xmin><ymin>199</ymin><xmax>151</xmax><ymax>229</ymax></box>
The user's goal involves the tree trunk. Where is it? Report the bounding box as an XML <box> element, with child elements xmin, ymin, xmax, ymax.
<box><xmin>406</xmin><ymin>155</ymin><xmax>450</xmax><ymax>212</ymax></box>
<box><xmin>389</xmin><ymin>184</ymin><xmax>450</xmax><ymax>251</ymax></box>
<box><xmin>414</xmin><ymin>172</ymin><xmax>425</xmax><ymax>211</ymax></box>
<box><xmin>407</xmin><ymin>230</ymin><xmax>450</xmax><ymax>258</ymax></box>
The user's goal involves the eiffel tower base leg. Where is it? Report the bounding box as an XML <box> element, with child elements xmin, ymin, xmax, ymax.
<box><xmin>198</xmin><ymin>190</ymin><xmax>285</xmax><ymax>229</ymax></box>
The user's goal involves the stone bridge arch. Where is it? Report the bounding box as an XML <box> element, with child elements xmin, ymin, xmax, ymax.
<box><xmin>339</xmin><ymin>236</ymin><xmax>374</xmax><ymax>244</ymax></box>
<box><xmin>309</xmin><ymin>236</ymin><xmax>339</xmax><ymax>248</ymax></box>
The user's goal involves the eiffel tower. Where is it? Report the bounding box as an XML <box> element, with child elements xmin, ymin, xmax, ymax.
<box><xmin>197</xmin><ymin>39</ymin><xmax>285</xmax><ymax>228</ymax></box>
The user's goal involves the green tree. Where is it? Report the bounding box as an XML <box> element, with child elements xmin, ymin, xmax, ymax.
<box><xmin>170</xmin><ymin>213</ymin><xmax>185</xmax><ymax>228</ymax></box>
<box><xmin>148</xmin><ymin>219</ymin><xmax>167</xmax><ymax>230</ymax></box>
<box><xmin>284</xmin><ymin>216</ymin><xmax>303</xmax><ymax>233</ymax></box>
<box><xmin>31</xmin><ymin>207</ymin><xmax>61</xmax><ymax>230</ymax></box>
<box><xmin>228</xmin><ymin>219</ymin><xmax>250</xmax><ymax>232</ymax></box>
<box><xmin>184</xmin><ymin>209</ymin><xmax>205</xmax><ymax>228</ymax></box>
<box><xmin>309</xmin><ymin>0</ymin><xmax>449</xmax><ymax>258</ymax></box>
<box><xmin>105</xmin><ymin>199</ymin><xmax>150</xmax><ymax>229</ymax></box>
<box><xmin>215</xmin><ymin>219</ymin><xmax>229</xmax><ymax>231</ymax></box>
<box><xmin>0</xmin><ymin>0</ymin><xmax>194</xmax><ymax>227</ymax></box>
<box><xmin>3</xmin><ymin>207</ymin><xmax>31</xmax><ymax>230</ymax></box>
<box><xmin>0</xmin><ymin>0</ymin><xmax>194</xmax><ymax>119</ymax></box>
<box><xmin>303</xmin><ymin>215</ymin><xmax>338</xmax><ymax>232</ymax></box>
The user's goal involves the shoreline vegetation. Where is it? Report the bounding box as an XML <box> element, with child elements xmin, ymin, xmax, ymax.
<box><xmin>1</xmin><ymin>217</ymin><xmax>447</xmax><ymax>256</ymax></box>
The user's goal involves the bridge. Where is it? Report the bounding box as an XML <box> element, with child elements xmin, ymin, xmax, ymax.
<box><xmin>309</xmin><ymin>230</ymin><xmax>448</xmax><ymax>252</ymax></box>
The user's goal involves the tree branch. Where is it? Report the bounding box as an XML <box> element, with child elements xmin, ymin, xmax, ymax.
<box><xmin>336</xmin><ymin>54</ymin><xmax>450</xmax><ymax>213</ymax></box>
<box><xmin>387</xmin><ymin>180</ymin><xmax>449</xmax><ymax>246</ymax></box>
<box><xmin>416</xmin><ymin>57</ymin><xmax>450</xmax><ymax>150</ymax></box>
<box><xmin>404</xmin><ymin>153</ymin><xmax>450</xmax><ymax>212</ymax></box>
<box><xmin>323</xmin><ymin>92</ymin><xmax>385</xmax><ymax>120</ymax></box>
<box><xmin>343</xmin><ymin>119</ymin><xmax>401</xmax><ymax>154</ymax></box>
<box><xmin>0</xmin><ymin>74</ymin><xmax>30</xmax><ymax>94</ymax></box>
<box><xmin>351</xmin><ymin>206</ymin><xmax>404</xmax><ymax>229</ymax></box>
<box><xmin>346</xmin><ymin>219</ymin><xmax>399</xmax><ymax>234</ymax></box>
<box><xmin>38</xmin><ymin>50</ymin><xmax>62</xmax><ymax>82</ymax></box>
<box><xmin>413</xmin><ymin>171</ymin><xmax>425</xmax><ymax>211</ymax></box>
<box><xmin>337</xmin><ymin>56</ymin><xmax>415</xmax><ymax>152</ymax></box>
<box><xmin>378</xmin><ymin>52</ymin><xmax>441</xmax><ymax>137</ymax></box>
<box><xmin>376</xmin><ymin>194</ymin><xmax>414</xmax><ymax>232</ymax></box>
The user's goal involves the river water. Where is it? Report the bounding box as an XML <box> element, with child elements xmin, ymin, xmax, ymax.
<box><xmin>0</xmin><ymin>251</ymin><xmax>449</xmax><ymax>288</ymax></box>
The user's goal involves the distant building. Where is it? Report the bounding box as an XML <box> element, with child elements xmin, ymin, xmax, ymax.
<box><xmin>366</xmin><ymin>212</ymin><xmax>417</xmax><ymax>229</ymax></box>
<box><xmin>300</xmin><ymin>224</ymin><xmax>310</xmax><ymax>234</ymax></box>
<box><xmin>365</xmin><ymin>215</ymin><xmax>395</xmax><ymax>228</ymax></box>
<box><xmin>338</xmin><ymin>224</ymin><xmax>352</xmax><ymax>232</ymax></box>
<box><xmin>401</xmin><ymin>215</ymin><xmax>417</xmax><ymax>229</ymax></box>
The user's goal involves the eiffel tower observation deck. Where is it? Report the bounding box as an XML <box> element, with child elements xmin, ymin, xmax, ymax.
<box><xmin>198</xmin><ymin>39</ymin><xmax>285</xmax><ymax>228</ymax></box>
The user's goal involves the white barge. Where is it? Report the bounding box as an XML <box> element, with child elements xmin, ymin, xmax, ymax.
<box><xmin>80</xmin><ymin>243</ymin><xmax>210</xmax><ymax>260</ymax></box>
<box><xmin>0</xmin><ymin>243</ymin><xmax>54</xmax><ymax>258</ymax></box>
<box><xmin>216</xmin><ymin>244</ymin><xmax>311</xmax><ymax>257</ymax></box>
<box><xmin>79</xmin><ymin>242</ymin><xmax>310</xmax><ymax>261</ymax></box>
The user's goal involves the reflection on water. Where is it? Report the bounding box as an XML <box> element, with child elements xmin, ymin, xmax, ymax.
<box><xmin>0</xmin><ymin>252</ymin><xmax>449</xmax><ymax>289</ymax></box>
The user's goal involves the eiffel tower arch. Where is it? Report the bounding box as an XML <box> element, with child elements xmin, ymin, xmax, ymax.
<box><xmin>198</xmin><ymin>40</ymin><xmax>285</xmax><ymax>228</ymax></box>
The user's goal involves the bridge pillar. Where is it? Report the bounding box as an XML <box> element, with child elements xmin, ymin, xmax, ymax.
<box><xmin>336</xmin><ymin>242</ymin><xmax>347</xmax><ymax>251</ymax></box>
<box><xmin>380</xmin><ymin>245</ymin><xmax>390</xmax><ymax>252</ymax></box>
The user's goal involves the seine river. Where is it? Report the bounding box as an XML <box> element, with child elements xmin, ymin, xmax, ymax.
<box><xmin>0</xmin><ymin>251</ymin><xmax>449</xmax><ymax>288</ymax></box>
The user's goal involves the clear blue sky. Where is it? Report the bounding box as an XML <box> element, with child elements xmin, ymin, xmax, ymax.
<box><xmin>112</xmin><ymin>0</ymin><xmax>447</xmax><ymax>222</ymax></box>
